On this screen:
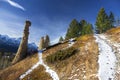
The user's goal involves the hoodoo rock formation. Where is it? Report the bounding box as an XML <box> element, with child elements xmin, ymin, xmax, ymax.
<box><xmin>44</xmin><ymin>35</ymin><xmax>50</xmax><ymax>48</ymax></box>
<box><xmin>12</xmin><ymin>20</ymin><xmax>31</xmax><ymax>64</ymax></box>
<box><xmin>38</xmin><ymin>35</ymin><xmax>50</xmax><ymax>50</ymax></box>
<box><xmin>38</xmin><ymin>37</ymin><xmax>45</xmax><ymax>50</ymax></box>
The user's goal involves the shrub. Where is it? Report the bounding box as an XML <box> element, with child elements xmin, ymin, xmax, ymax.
<box><xmin>46</xmin><ymin>47</ymin><xmax>77</xmax><ymax>63</ymax></box>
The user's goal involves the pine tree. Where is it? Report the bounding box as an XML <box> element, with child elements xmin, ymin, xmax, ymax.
<box><xmin>85</xmin><ymin>23</ymin><xmax>93</xmax><ymax>34</ymax></box>
<box><xmin>116</xmin><ymin>17</ymin><xmax>120</xmax><ymax>26</ymax></box>
<box><xmin>80</xmin><ymin>20</ymin><xmax>87</xmax><ymax>35</ymax></box>
<box><xmin>65</xmin><ymin>19</ymin><xmax>81</xmax><ymax>39</ymax></box>
<box><xmin>95</xmin><ymin>8</ymin><xmax>110</xmax><ymax>33</ymax></box>
<box><xmin>105</xmin><ymin>16</ymin><xmax>111</xmax><ymax>30</ymax></box>
<box><xmin>80</xmin><ymin>20</ymin><xmax>93</xmax><ymax>35</ymax></box>
<box><xmin>59</xmin><ymin>36</ymin><xmax>64</xmax><ymax>42</ymax></box>
<box><xmin>80</xmin><ymin>20</ymin><xmax>87</xmax><ymax>27</ymax></box>
<box><xmin>109</xmin><ymin>11</ymin><xmax>115</xmax><ymax>27</ymax></box>
<box><xmin>44</xmin><ymin>35</ymin><xmax>50</xmax><ymax>48</ymax></box>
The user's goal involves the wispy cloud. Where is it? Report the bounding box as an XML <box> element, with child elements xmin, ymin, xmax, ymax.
<box><xmin>0</xmin><ymin>9</ymin><xmax>68</xmax><ymax>45</ymax></box>
<box><xmin>0</xmin><ymin>10</ymin><xmax>24</xmax><ymax>38</ymax></box>
<box><xmin>2</xmin><ymin>0</ymin><xmax>25</xmax><ymax>11</ymax></box>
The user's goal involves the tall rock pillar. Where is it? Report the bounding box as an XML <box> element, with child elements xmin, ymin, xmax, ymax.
<box><xmin>44</xmin><ymin>35</ymin><xmax>50</xmax><ymax>48</ymax></box>
<box><xmin>38</xmin><ymin>37</ymin><xmax>44</xmax><ymax>50</ymax></box>
<box><xmin>12</xmin><ymin>20</ymin><xmax>31</xmax><ymax>64</ymax></box>
<box><xmin>38</xmin><ymin>35</ymin><xmax>50</xmax><ymax>50</ymax></box>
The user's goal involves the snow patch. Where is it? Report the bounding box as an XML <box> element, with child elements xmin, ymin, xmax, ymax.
<box><xmin>38</xmin><ymin>52</ymin><xmax>59</xmax><ymax>80</ymax></box>
<box><xmin>98</xmin><ymin>34</ymin><xmax>120</xmax><ymax>79</ymax></box>
<box><xmin>19</xmin><ymin>62</ymin><xmax>40</xmax><ymax>79</ymax></box>
<box><xmin>20</xmin><ymin>51</ymin><xmax>59</xmax><ymax>80</ymax></box>
<box><xmin>94</xmin><ymin>34</ymin><xmax>116</xmax><ymax>80</ymax></box>
<box><xmin>68</xmin><ymin>38</ymin><xmax>75</xmax><ymax>47</ymax></box>
<box><xmin>20</xmin><ymin>38</ymin><xmax>76</xmax><ymax>80</ymax></box>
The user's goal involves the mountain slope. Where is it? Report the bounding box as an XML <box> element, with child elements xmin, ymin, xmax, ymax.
<box><xmin>0</xmin><ymin>34</ymin><xmax>99</xmax><ymax>80</ymax></box>
<box><xmin>1</xmin><ymin>27</ymin><xmax>120</xmax><ymax>80</ymax></box>
<box><xmin>25</xmin><ymin>35</ymin><xmax>99</xmax><ymax>80</ymax></box>
<box><xmin>46</xmin><ymin>35</ymin><xmax>99</xmax><ymax>80</ymax></box>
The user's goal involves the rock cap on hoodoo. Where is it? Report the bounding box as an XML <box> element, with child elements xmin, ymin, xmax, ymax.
<box><xmin>25</xmin><ymin>20</ymin><xmax>31</xmax><ymax>26</ymax></box>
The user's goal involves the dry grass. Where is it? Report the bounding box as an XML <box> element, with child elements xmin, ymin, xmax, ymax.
<box><xmin>76</xmin><ymin>34</ymin><xmax>94</xmax><ymax>47</ymax></box>
<box><xmin>114</xmin><ymin>72</ymin><xmax>120</xmax><ymax>80</ymax></box>
<box><xmin>43</xmin><ymin>42</ymin><xmax>68</xmax><ymax>58</ymax></box>
<box><xmin>43</xmin><ymin>34</ymin><xmax>99</xmax><ymax>80</ymax></box>
<box><xmin>106</xmin><ymin>27</ymin><xmax>120</xmax><ymax>43</ymax></box>
<box><xmin>0</xmin><ymin>53</ymin><xmax>39</xmax><ymax>80</ymax></box>
<box><xmin>0</xmin><ymin>42</ymin><xmax>68</xmax><ymax>80</ymax></box>
<box><xmin>0</xmin><ymin>35</ymin><xmax>99</xmax><ymax>80</ymax></box>
<box><xmin>22</xmin><ymin>65</ymin><xmax>52</xmax><ymax>80</ymax></box>
<box><xmin>106</xmin><ymin>27</ymin><xmax>120</xmax><ymax>35</ymax></box>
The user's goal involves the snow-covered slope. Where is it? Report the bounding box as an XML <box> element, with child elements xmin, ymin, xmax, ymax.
<box><xmin>94</xmin><ymin>34</ymin><xmax>116</xmax><ymax>80</ymax></box>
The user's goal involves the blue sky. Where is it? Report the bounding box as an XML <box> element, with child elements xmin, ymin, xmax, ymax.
<box><xmin>0</xmin><ymin>0</ymin><xmax>120</xmax><ymax>45</ymax></box>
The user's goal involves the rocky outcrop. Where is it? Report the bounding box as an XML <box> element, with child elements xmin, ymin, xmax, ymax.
<box><xmin>38</xmin><ymin>35</ymin><xmax>50</xmax><ymax>50</ymax></box>
<box><xmin>38</xmin><ymin>37</ymin><xmax>45</xmax><ymax>50</ymax></box>
<box><xmin>44</xmin><ymin>35</ymin><xmax>50</xmax><ymax>48</ymax></box>
<box><xmin>12</xmin><ymin>20</ymin><xmax>31</xmax><ymax>64</ymax></box>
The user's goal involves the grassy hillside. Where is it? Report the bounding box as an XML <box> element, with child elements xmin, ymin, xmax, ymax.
<box><xmin>0</xmin><ymin>42</ymin><xmax>69</xmax><ymax>80</ymax></box>
<box><xmin>0</xmin><ymin>53</ymin><xmax>39</xmax><ymax>80</ymax></box>
<box><xmin>43</xmin><ymin>34</ymin><xmax>99</xmax><ymax>80</ymax></box>
<box><xmin>22</xmin><ymin>65</ymin><xmax>52</xmax><ymax>80</ymax></box>
<box><xmin>106</xmin><ymin>27</ymin><xmax>120</xmax><ymax>43</ymax></box>
<box><xmin>0</xmin><ymin>34</ymin><xmax>99</xmax><ymax>80</ymax></box>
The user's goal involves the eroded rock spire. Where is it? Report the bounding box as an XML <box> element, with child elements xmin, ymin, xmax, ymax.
<box><xmin>12</xmin><ymin>20</ymin><xmax>31</xmax><ymax>64</ymax></box>
<box><xmin>38</xmin><ymin>37</ymin><xmax>45</xmax><ymax>50</ymax></box>
<box><xmin>38</xmin><ymin>35</ymin><xmax>50</xmax><ymax>50</ymax></box>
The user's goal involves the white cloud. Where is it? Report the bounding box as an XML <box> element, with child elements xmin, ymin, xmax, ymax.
<box><xmin>2</xmin><ymin>0</ymin><xmax>25</xmax><ymax>11</ymax></box>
